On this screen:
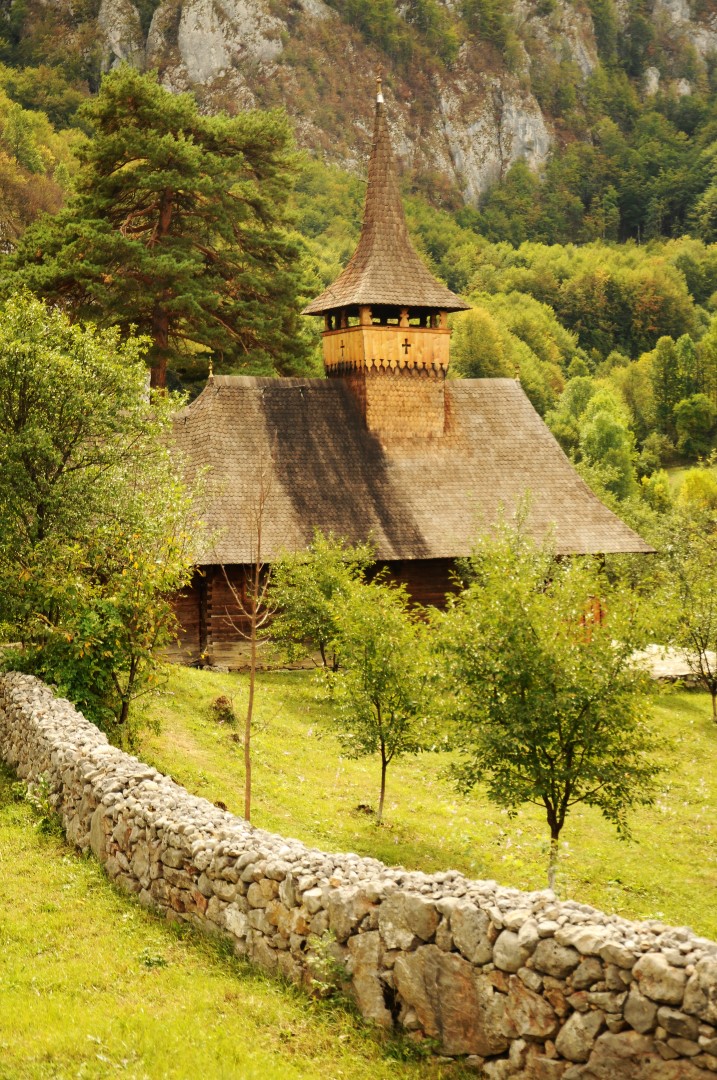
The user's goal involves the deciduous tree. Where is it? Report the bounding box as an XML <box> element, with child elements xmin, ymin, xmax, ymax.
<box><xmin>435</xmin><ymin>523</ymin><xmax>661</xmax><ymax>888</ymax></box>
<box><xmin>269</xmin><ymin>531</ymin><xmax>373</xmax><ymax>670</ymax></box>
<box><xmin>662</xmin><ymin>511</ymin><xmax>717</xmax><ymax>720</ymax></box>
<box><xmin>328</xmin><ymin>578</ymin><xmax>436</xmax><ymax>824</ymax></box>
<box><xmin>0</xmin><ymin>293</ymin><xmax>198</xmax><ymax>744</ymax></box>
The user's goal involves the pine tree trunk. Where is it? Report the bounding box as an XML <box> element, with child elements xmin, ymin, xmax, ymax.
<box><xmin>712</xmin><ymin>689</ymin><xmax>717</xmax><ymax>723</ymax></box>
<box><xmin>150</xmin><ymin>305</ymin><xmax>169</xmax><ymax>389</ymax></box>
<box><xmin>149</xmin><ymin>189</ymin><xmax>174</xmax><ymax>389</ymax></box>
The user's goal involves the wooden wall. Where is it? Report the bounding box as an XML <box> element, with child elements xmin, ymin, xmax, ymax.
<box><xmin>167</xmin><ymin>559</ymin><xmax>459</xmax><ymax>669</ymax></box>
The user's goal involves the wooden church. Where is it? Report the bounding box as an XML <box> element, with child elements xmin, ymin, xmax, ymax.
<box><xmin>172</xmin><ymin>82</ymin><xmax>651</xmax><ymax>666</ymax></box>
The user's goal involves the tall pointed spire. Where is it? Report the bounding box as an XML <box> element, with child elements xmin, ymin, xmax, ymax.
<box><xmin>303</xmin><ymin>85</ymin><xmax>469</xmax><ymax>314</ymax></box>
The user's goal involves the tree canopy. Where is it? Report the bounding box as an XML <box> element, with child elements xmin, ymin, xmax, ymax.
<box><xmin>435</xmin><ymin>523</ymin><xmax>661</xmax><ymax>887</ymax></box>
<box><xmin>3</xmin><ymin>66</ymin><xmax>313</xmax><ymax>389</ymax></box>
<box><xmin>0</xmin><ymin>293</ymin><xmax>198</xmax><ymax>742</ymax></box>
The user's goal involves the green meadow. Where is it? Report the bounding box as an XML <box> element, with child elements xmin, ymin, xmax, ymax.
<box><xmin>0</xmin><ymin>762</ymin><xmax>466</xmax><ymax>1080</ymax></box>
<box><xmin>2</xmin><ymin>665</ymin><xmax>715</xmax><ymax>1078</ymax></box>
<box><xmin>141</xmin><ymin>667</ymin><xmax>717</xmax><ymax>940</ymax></box>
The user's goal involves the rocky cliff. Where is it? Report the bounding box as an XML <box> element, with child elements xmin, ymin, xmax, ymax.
<box><xmin>53</xmin><ymin>0</ymin><xmax>717</xmax><ymax>201</ymax></box>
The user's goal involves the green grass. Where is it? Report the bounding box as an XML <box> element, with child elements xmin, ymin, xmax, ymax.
<box><xmin>0</xmin><ymin>764</ymin><xmax>467</xmax><ymax>1080</ymax></box>
<box><xmin>6</xmin><ymin>667</ymin><xmax>714</xmax><ymax>1077</ymax></box>
<box><xmin>666</xmin><ymin>463</ymin><xmax>717</xmax><ymax>491</ymax></box>
<box><xmin>141</xmin><ymin>667</ymin><xmax>717</xmax><ymax>941</ymax></box>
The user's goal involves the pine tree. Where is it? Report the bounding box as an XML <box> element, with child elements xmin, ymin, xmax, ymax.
<box><xmin>3</xmin><ymin>66</ymin><xmax>311</xmax><ymax>388</ymax></box>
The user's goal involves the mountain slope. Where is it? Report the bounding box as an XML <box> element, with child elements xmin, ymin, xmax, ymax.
<box><xmin>88</xmin><ymin>0</ymin><xmax>717</xmax><ymax>202</ymax></box>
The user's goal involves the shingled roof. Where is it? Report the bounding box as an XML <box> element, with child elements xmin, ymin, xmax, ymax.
<box><xmin>302</xmin><ymin>86</ymin><xmax>470</xmax><ymax>315</ymax></box>
<box><xmin>174</xmin><ymin>375</ymin><xmax>653</xmax><ymax>563</ymax></box>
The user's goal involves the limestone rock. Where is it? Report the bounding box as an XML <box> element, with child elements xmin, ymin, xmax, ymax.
<box><xmin>555</xmin><ymin>926</ymin><xmax>612</xmax><ymax>957</ymax></box>
<box><xmin>177</xmin><ymin>0</ymin><xmax>284</xmax><ymax>84</ymax></box>
<box><xmin>223</xmin><ymin>903</ymin><xmax>248</xmax><ymax>938</ymax></box>
<box><xmin>657</xmin><ymin>1007</ymin><xmax>699</xmax><ymax>1040</ymax></box>
<box><xmin>571</xmin><ymin>958</ymin><xmax>604</xmax><ymax>990</ymax></box>
<box><xmin>502</xmin><ymin>975</ymin><xmax>559</xmax><ymax>1040</ymax></box>
<box><xmin>684</xmin><ymin>958</ymin><xmax>717</xmax><ymax>1024</ymax></box>
<box><xmin>555</xmin><ymin>1009</ymin><xmax>604</xmax><ymax>1063</ymax></box>
<box><xmin>89</xmin><ymin>805</ymin><xmax>108</xmax><ymax>861</ymax></box>
<box><xmin>534</xmin><ymin>939</ymin><xmax>581</xmax><ymax>979</ymax></box>
<box><xmin>378</xmin><ymin>892</ymin><xmax>437</xmax><ymax>950</ymax></box>
<box><xmin>393</xmin><ymin>945</ymin><xmax>509</xmax><ymax>1056</ymax></box>
<box><xmin>98</xmin><ymin>0</ymin><xmax>144</xmax><ymax>68</ymax></box>
<box><xmin>328</xmin><ymin>885</ymin><xmax>374</xmax><ymax>943</ymax></box>
<box><xmin>633</xmin><ymin>954</ymin><xmax>687</xmax><ymax>1006</ymax></box>
<box><xmin>451</xmin><ymin>901</ymin><xmax>493</xmax><ymax>965</ymax></box>
<box><xmin>579</xmin><ymin>1030</ymin><xmax>705</xmax><ymax>1079</ymax></box>
<box><xmin>495</xmin><ymin>930</ymin><xmax>531</xmax><ymax>973</ymax></box>
<box><xmin>347</xmin><ymin>932</ymin><xmax>392</xmax><ymax>1029</ymax></box>
<box><xmin>624</xmin><ymin>986</ymin><xmax>658</xmax><ymax>1033</ymax></box>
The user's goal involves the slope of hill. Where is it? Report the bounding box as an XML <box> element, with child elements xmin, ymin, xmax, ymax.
<box><xmin>5</xmin><ymin>0</ymin><xmax>717</xmax><ymax>209</ymax></box>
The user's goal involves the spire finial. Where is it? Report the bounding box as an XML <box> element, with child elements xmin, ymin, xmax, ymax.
<box><xmin>376</xmin><ymin>71</ymin><xmax>384</xmax><ymax>104</ymax></box>
<box><xmin>208</xmin><ymin>355</ymin><xmax>214</xmax><ymax>385</ymax></box>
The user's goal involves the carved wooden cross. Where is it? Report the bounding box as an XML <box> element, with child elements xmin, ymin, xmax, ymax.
<box><xmin>340</xmin><ymin>340</ymin><xmax>345</xmax><ymax>358</ymax></box>
<box><xmin>401</xmin><ymin>337</ymin><xmax>411</xmax><ymax>355</ymax></box>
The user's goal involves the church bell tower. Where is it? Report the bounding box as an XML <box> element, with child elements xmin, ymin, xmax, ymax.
<box><xmin>302</xmin><ymin>79</ymin><xmax>470</xmax><ymax>439</ymax></box>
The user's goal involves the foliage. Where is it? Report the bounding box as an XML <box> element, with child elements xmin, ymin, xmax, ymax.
<box><xmin>673</xmin><ymin>393</ymin><xmax>716</xmax><ymax>457</ymax></box>
<box><xmin>269</xmin><ymin>531</ymin><xmax>373</xmax><ymax>670</ymax></box>
<box><xmin>0</xmin><ymin>293</ymin><xmax>198</xmax><ymax>744</ymax></box>
<box><xmin>11</xmin><ymin>774</ymin><xmax>63</xmax><ymax>836</ymax></box>
<box><xmin>0</xmin><ymin>82</ymin><xmax>81</xmax><ymax>244</ymax></box>
<box><xmin>660</xmin><ymin>511</ymin><xmax>717</xmax><ymax>719</ymax></box>
<box><xmin>578</xmin><ymin>388</ymin><xmax>638</xmax><ymax>499</ymax></box>
<box><xmin>450</xmin><ymin>306</ymin><xmax>513</xmax><ymax>379</ymax></box>
<box><xmin>210</xmin><ymin>695</ymin><xmax>238</xmax><ymax>726</ymax></box>
<box><xmin>306</xmin><ymin>930</ymin><xmax>349</xmax><ymax>998</ymax></box>
<box><xmin>3</xmin><ymin>66</ymin><xmax>313</xmax><ymax>389</ymax></box>
<box><xmin>320</xmin><ymin>0</ymin><xmax>459</xmax><ymax>66</ymax></box>
<box><xmin>327</xmin><ymin>578</ymin><xmax>438</xmax><ymax>824</ymax></box>
<box><xmin>640</xmin><ymin>469</ymin><xmax>672</xmax><ymax>513</ymax></box>
<box><xmin>677</xmin><ymin>467</ymin><xmax>717</xmax><ymax>511</ymax></box>
<box><xmin>434</xmin><ymin>523</ymin><xmax>661</xmax><ymax>887</ymax></box>
<box><xmin>0</xmin><ymin>61</ymin><xmax>89</xmax><ymax>128</ymax></box>
<box><xmin>475</xmin><ymin>76</ymin><xmax>717</xmax><ymax>246</ymax></box>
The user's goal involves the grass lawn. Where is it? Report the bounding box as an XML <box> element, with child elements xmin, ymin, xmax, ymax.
<box><xmin>141</xmin><ymin>666</ymin><xmax>717</xmax><ymax>941</ymax></box>
<box><xmin>0</xmin><ymin>764</ymin><xmax>467</xmax><ymax>1080</ymax></box>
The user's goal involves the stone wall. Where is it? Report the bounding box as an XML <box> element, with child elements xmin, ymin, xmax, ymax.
<box><xmin>2</xmin><ymin>671</ymin><xmax>717</xmax><ymax>1079</ymax></box>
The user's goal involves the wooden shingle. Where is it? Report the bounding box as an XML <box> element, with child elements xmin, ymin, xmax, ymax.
<box><xmin>302</xmin><ymin>94</ymin><xmax>469</xmax><ymax>315</ymax></box>
<box><xmin>174</xmin><ymin>376</ymin><xmax>654</xmax><ymax>562</ymax></box>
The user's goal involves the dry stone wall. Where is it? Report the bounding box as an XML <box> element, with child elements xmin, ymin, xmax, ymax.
<box><xmin>2</xmin><ymin>671</ymin><xmax>717</xmax><ymax>1079</ymax></box>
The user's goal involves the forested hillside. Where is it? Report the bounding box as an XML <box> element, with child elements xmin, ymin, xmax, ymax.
<box><xmin>1</xmin><ymin>0</ymin><xmax>717</xmax><ymax>517</ymax></box>
<box><xmin>4</xmin><ymin>0</ymin><xmax>717</xmax><ymax>220</ymax></box>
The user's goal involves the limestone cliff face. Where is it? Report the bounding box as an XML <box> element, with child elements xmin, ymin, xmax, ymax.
<box><xmin>96</xmin><ymin>0</ymin><xmax>717</xmax><ymax>203</ymax></box>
